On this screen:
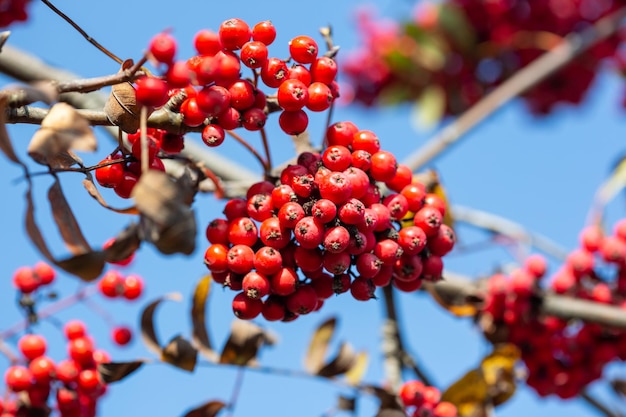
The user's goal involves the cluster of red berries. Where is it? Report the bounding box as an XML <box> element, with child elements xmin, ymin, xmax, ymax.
<box><xmin>134</xmin><ymin>18</ymin><xmax>338</xmax><ymax>137</ymax></box>
<box><xmin>2</xmin><ymin>323</ymin><xmax>111</xmax><ymax>417</ymax></box>
<box><xmin>398</xmin><ymin>380</ymin><xmax>457</xmax><ymax>417</ymax></box>
<box><xmin>203</xmin><ymin>121</ymin><xmax>456</xmax><ymax>321</ymax></box>
<box><xmin>97</xmin><ymin>270</ymin><xmax>144</xmax><ymax>301</ymax></box>
<box><xmin>0</xmin><ymin>0</ymin><xmax>29</xmax><ymax>27</ymax></box>
<box><xmin>12</xmin><ymin>262</ymin><xmax>56</xmax><ymax>294</ymax></box>
<box><xmin>93</xmin><ymin>128</ymin><xmax>181</xmax><ymax>199</ymax></box>
<box><xmin>479</xmin><ymin>219</ymin><xmax>626</xmax><ymax>399</ymax></box>
<box><xmin>344</xmin><ymin>1</ymin><xmax>623</xmax><ymax>115</ymax></box>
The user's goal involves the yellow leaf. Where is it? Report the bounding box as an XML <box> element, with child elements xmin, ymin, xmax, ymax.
<box><xmin>426</xmin><ymin>283</ymin><xmax>479</xmax><ymax>317</ymax></box>
<box><xmin>344</xmin><ymin>351</ymin><xmax>369</xmax><ymax>386</ymax></box>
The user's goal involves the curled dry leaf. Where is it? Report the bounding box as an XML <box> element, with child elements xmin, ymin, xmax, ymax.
<box><xmin>132</xmin><ymin>170</ymin><xmax>196</xmax><ymax>255</ymax></box>
<box><xmin>182</xmin><ymin>400</ymin><xmax>227</xmax><ymax>417</ymax></box>
<box><xmin>344</xmin><ymin>351</ymin><xmax>369</xmax><ymax>386</ymax></box>
<box><xmin>316</xmin><ymin>342</ymin><xmax>357</xmax><ymax>378</ymax></box>
<box><xmin>82</xmin><ymin>177</ymin><xmax>138</xmax><ymax>214</ymax></box>
<box><xmin>28</xmin><ymin>102</ymin><xmax>97</xmax><ymax>167</ymax></box>
<box><xmin>104</xmin><ymin>59</ymin><xmax>141</xmax><ymax>133</ymax></box>
<box><xmin>337</xmin><ymin>395</ymin><xmax>356</xmax><ymax>412</ymax></box>
<box><xmin>191</xmin><ymin>276</ymin><xmax>218</xmax><ymax>362</ymax></box>
<box><xmin>305</xmin><ymin>317</ymin><xmax>337</xmax><ymax>374</ymax></box>
<box><xmin>219</xmin><ymin>320</ymin><xmax>277</xmax><ymax>366</ymax></box>
<box><xmin>161</xmin><ymin>335</ymin><xmax>198</xmax><ymax>372</ymax></box>
<box><xmin>0</xmin><ymin>31</ymin><xmax>9</xmax><ymax>52</ymax></box>
<box><xmin>0</xmin><ymin>94</ymin><xmax>22</xmax><ymax>165</ymax></box>
<box><xmin>102</xmin><ymin>223</ymin><xmax>141</xmax><ymax>264</ymax></box>
<box><xmin>48</xmin><ymin>180</ymin><xmax>91</xmax><ymax>255</ymax></box>
<box><xmin>611</xmin><ymin>379</ymin><xmax>626</xmax><ymax>397</ymax></box>
<box><xmin>364</xmin><ymin>385</ymin><xmax>404</xmax><ymax>416</ymax></box>
<box><xmin>140</xmin><ymin>293</ymin><xmax>183</xmax><ymax>355</ymax></box>
<box><xmin>97</xmin><ymin>361</ymin><xmax>145</xmax><ymax>384</ymax></box>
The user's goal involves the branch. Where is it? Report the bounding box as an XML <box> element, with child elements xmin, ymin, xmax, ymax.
<box><xmin>402</xmin><ymin>6</ymin><xmax>626</xmax><ymax>171</ymax></box>
<box><xmin>451</xmin><ymin>204</ymin><xmax>570</xmax><ymax>261</ymax></box>
<box><xmin>581</xmin><ymin>389</ymin><xmax>623</xmax><ymax>417</ymax></box>
<box><xmin>431</xmin><ymin>272</ymin><xmax>626</xmax><ymax>329</ymax></box>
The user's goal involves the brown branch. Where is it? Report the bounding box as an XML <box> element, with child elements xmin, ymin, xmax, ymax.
<box><xmin>432</xmin><ymin>272</ymin><xmax>626</xmax><ymax>329</ymax></box>
<box><xmin>402</xmin><ymin>6</ymin><xmax>626</xmax><ymax>171</ymax></box>
<box><xmin>581</xmin><ymin>389</ymin><xmax>623</xmax><ymax>417</ymax></box>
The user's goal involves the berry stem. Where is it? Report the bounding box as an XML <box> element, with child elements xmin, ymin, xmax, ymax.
<box><xmin>40</xmin><ymin>0</ymin><xmax>124</xmax><ymax>65</ymax></box>
<box><xmin>259</xmin><ymin>127</ymin><xmax>272</xmax><ymax>177</ymax></box>
<box><xmin>225</xmin><ymin>367</ymin><xmax>245</xmax><ymax>417</ymax></box>
<box><xmin>402</xmin><ymin>5</ymin><xmax>626</xmax><ymax>172</ymax></box>
<box><xmin>226</xmin><ymin>130</ymin><xmax>269</xmax><ymax>174</ymax></box>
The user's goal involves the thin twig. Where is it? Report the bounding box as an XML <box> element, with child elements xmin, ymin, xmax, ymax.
<box><xmin>40</xmin><ymin>0</ymin><xmax>123</xmax><ymax>64</ymax></box>
<box><xmin>226</xmin><ymin>129</ymin><xmax>269</xmax><ymax>173</ymax></box>
<box><xmin>402</xmin><ymin>6</ymin><xmax>626</xmax><ymax>171</ymax></box>
<box><xmin>259</xmin><ymin>127</ymin><xmax>272</xmax><ymax>177</ymax></box>
<box><xmin>581</xmin><ymin>389</ymin><xmax>622</xmax><ymax>417</ymax></box>
<box><xmin>225</xmin><ymin>368</ymin><xmax>246</xmax><ymax>417</ymax></box>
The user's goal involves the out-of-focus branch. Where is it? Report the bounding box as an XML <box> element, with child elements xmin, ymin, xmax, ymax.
<box><xmin>431</xmin><ymin>272</ymin><xmax>626</xmax><ymax>329</ymax></box>
<box><xmin>381</xmin><ymin>286</ymin><xmax>434</xmax><ymax>390</ymax></box>
<box><xmin>581</xmin><ymin>389</ymin><xmax>623</xmax><ymax>417</ymax></box>
<box><xmin>451</xmin><ymin>204</ymin><xmax>570</xmax><ymax>261</ymax></box>
<box><xmin>402</xmin><ymin>6</ymin><xmax>626</xmax><ymax>171</ymax></box>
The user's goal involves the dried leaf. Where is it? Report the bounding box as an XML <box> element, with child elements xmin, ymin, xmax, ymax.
<box><xmin>426</xmin><ymin>283</ymin><xmax>478</xmax><ymax>317</ymax></box>
<box><xmin>98</xmin><ymin>360</ymin><xmax>145</xmax><ymax>384</ymax></box>
<box><xmin>304</xmin><ymin>317</ymin><xmax>337</xmax><ymax>374</ymax></box>
<box><xmin>48</xmin><ymin>180</ymin><xmax>91</xmax><ymax>255</ymax></box>
<box><xmin>365</xmin><ymin>385</ymin><xmax>404</xmax><ymax>414</ymax></box>
<box><xmin>28</xmin><ymin>103</ymin><xmax>97</xmax><ymax>166</ymax></box>
<box><xmin>376</xmin><ymin>410</ymin><xmax>407</xmax><ymax>417</ymax></box>
<box><xmin>104</xmin><ymin>60</ymin><xmax>140</xmax><ymax>133</ymax></box>
<box><xmin>344</xmin><ymin>351</ymin><xmax>369</xmax><ymax>386</ymax></box>
<box><xmin>0</xmin><ymin>31</ymin><xmax>9</xmax><ymax>51</ymax></box>
<box><xmin>102</xmin><ymin>223</ymin><xmax>141</xmax><ymax>264</ymax></box>
<box><xmin>337</xmin><ymin>395</ymin><xmax>356</xmax><ymax>411</ymax></box>
<box><xmin>140</xmin><ymin>293</ymin><xmax>183</xmax><ymax>355</ymax></box>
<box><xmin>161</xmin><ymin>335</ymin><xmax>198</xmax><ymax>372</ymax></box>
<box><xmin>182</xmin><ymin>400</ymin><xmax>227</xmax><ymax>417</ymax></box>
<box><xmin>82</xmin><ymin>177</ymin><xmax>138</xmax><ymax>214</ymax></box>
<box><xmin>220</xmin><ymin>320</ymin><xmax>276</xmax><ymax>366</ymax></box>
<box><xmin>191</xmin><ymin>276</ymin><xmax>218</xmax><ymax>362</ymax></box>
<box><xmin>611</xmin><ymin>379</ymin><xmax>626</xmax><ymax>397</ymax></box>
<box><xmin>316</xmin><ymin>343</ymin><xmax>357</xmax><ymax>378</ymax></box>
<box><xmin>133</xmin><ymin>170</ymin><xmax>196</xmax><ymax>255</ymax></box>
<box><xmin>0</xmin><ymin>94</ymin><xmax>22</xmax><ymax>164</ymax></box>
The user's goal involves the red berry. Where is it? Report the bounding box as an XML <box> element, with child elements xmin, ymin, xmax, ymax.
<box><xmin>370</xmin><ymin>151</ymin><xmax>398</xmax><ymax>182</ymax></box>
<box><xmin>29</xmin><ymin>356</ymin><xmax>55</xmax><ymax>383</ymax></box>
<box><xmin>229</xmin><ymin>79</ymin><xmax>256</xmax><ymax>110</ymax></box>
<box><xmin>399</xmin><ymin>380</ymin><xmax>425</xmax><ymax>407</ymax></box>
<box><xmin>219</xmin><ymin>18</ymin><xmax>251</xmax><ymax>50</ymax></box>
<box><xmin>277</xmin><ymin>201</ymin><xmax>306</xmax><ymax>229</ymax></box>
<box><xmin>326</xmin><ymin>121</ymin><xmax>358</xmax><ymax>148</ymax></box>
<box><xmin>240</xmin><ymin>41</ymin><xmax>268</xmax><ymax>68</ymax></box>
<box><xmin>350</xmin><ymin>278</ymin><xmax>376</xmax><ymax>301</ymax></box>
<box><xmin>64</xmin><ymin>320</ymin><xmax>87</xmax><ymax>340</ymax></box>
<box><xmin>112</xmin><ymin>326</ymin><xmax>133</xmax><ymax>346</ymax></box>
<box><xmin>227</xmin><ymin>244</ymin><xmax>255</xmax><ymax>275</ymax></box>
<box><xmin>204</xmin><ymin>243</ymin><xmax>230</xmax><ymax>273</ymax></box>
<box><xmin>289</xmin><ymin>35</ymin><xmax>318</xmax><ymax>64</ymax></box>
<box><xmin>254</xmin><ymin>246</ymin><xmax>283</xmax><ymax>276</ymax></box>
<box><xmin>165</xmin><ymin>61</ymin><xmax>191</xmax><ymax>89</ymax></box>
<box><xmin>310</xmin><ymin>57</ymin><xmax>338</xmax><ymax>85</ymax></box>
<box><xmin>252</xmin><ymin>20</ymin><xmax>277</xmax><ymax>45</ymax></box>
<box><xmin>123</xmin><ymin>274</ymin><xmax>144</xmax><ymax>300</ymax></box>
<box><xmin>242</xmin><ymin>107</ymin><xmax>267</xmax><ymax>131</ymax></box>
<box><xmin>262</xmin><ymin>296</ymin><xmax>286</xmax><ymax>321</ymax></box>
<box><xmin>55</xmin><ymin>359</ymin><xmax>80</xmax><ymax>384</ymax></box>
<box><xmin>285</xmin><ymin>285</ymin><xmax>318</xmax><ymax>314</ymax></box>
<box><xmin>242</xmin><ymin>271</ymin><xmax>271</xmax><ymax>299</ymax></box>
<box><xmin>228</xmin><ymin>217</ymin><xmax>259</xmax><ymax>247</ymax></box>
<box><xmin>206</xmin><ymin>218</ymin><xmax>230</xmax><ymax>244</ymax></box>
<box><xmin>13</xmin><ymin>266</ymin><xmax>39</xmax><ymax>294</ymax></box>
<box><xmin>288</xmin><ymin>64</ymin><xmax>312</xmax><ymax>86</ymax></box>
<box><xmin>4</xmin><ymin>366</ymin><xmax>32</xmax><ymax>392</ymax></box>
<box><xmin>306</xmin><ymin>82</ymin><xmax>333</xmax><ymax>111</ymax></box>
<box><xmin>33</xmin><ymin>262</ymin><xmax>55</xmax><ymax>286</ymax></box>
<box><xmin>413</xmin><ymin>206</ymin><xmax>443</xmax><ymax>237</ymax></box>
<box><xmin>196</xmin><ymin>85</ymin><xmax>231</xmax><ymax>116</ymax></box>
<box><xmin>194</xmin><ymin>29</ymin><xmax>221</xmax><ymax>55</ymax></box>
<box><xmin>98</xmin><ymin>270</ymin><xmax>124</xmax><ymax>298</ymax></box>
<box><xmin>77</xmin><ymin>369</ymin><xmax>101</xmax><ymax>393</ymax></box>
<box><xmin>322</xmin><ymin>145</ymin><xmax>352</xmax><ymax>172</ymax></box>
<box><xmin>95</xmin><ymin>156</ymin><xmax>124</xmax><ymax>188</ymax></box>
<box><xmin>294</xmin><ymin>216</ymin><xmax>324</xmax><ymax>249</ymax></box>
<box><xmin>181</xmin><ymin>97</ymin><xmax>209</xmax><ymax>127</ymax></box>
<box><xmin>135</xmin><ymin>76</ymin><xmax>169</xmax><ymax>108</ymax></box>
<box><xmin>232</xmin><ymin>292</ymin><xmax>263</xmax><ymax>319</ymax></box>
<box><xmin>271</xmin><ymin>267</ymin><xmax>299</xmax><ymax>296</ymax></box>
<box><xmin>18</xmin><ymin>334</ymin><xmax>47</xmax><ymax>360</ymax></box>
<box><xmin>149</xmin><ymin>32</ymin><xmax>177</xmax><ymax>64</ymax></box>
<box><xmin>113</xmin><ymin>171</ymin><xmax>140</xmax><ymax>199</ymax></box>
<box><xmin>352</xmin><ymin>130</ymin><xmax>381</xmax><ymax>154</ymax></box>
<box><xmin>259</xmin><ymin>217</ymin><xmax>291</xmax><ymax>249</ymax></box>
<box><xmin>202</xmin><ymin>124</ymin><xmax>226</xmax><ymax>147</ymax></box>
<box><xmin>261</xmin><ymin>57</ymin><xmax>289</xmax><ymax>88</ymax></box>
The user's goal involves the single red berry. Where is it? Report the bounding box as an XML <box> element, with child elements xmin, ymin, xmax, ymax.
<box><xmin>288</xmin><ymin>64</ymin><xmax>312</xmax><ymax>86</ymax></box>
<box><xmin>277</xmin><ymin>201</ymin><xmax>306</xmax><ymax>229</ymax></box>
<box><xmin>294</xmin><ymin>246</ymin><xmax>324</xmax><ymax>272</ymax></box>
<box><xmin>579</xmin><ymin>225</ymin><xmax>604</xmax><ymax>252</ymax></box>
<box><xmin>29</xmin><ymin>356</ymin><xmax>55</xmax><ymax>383</ymax></box>
<box><xmin>386</xmin><ymin>164</ymin><xmax>413</xmax><ymax>193</ymax></box>
<box><xmin>311</xmin><ymin>198</ymin><xmax>338</xmax><ymax>224</ymax></box>
<box><xmin>135</xmin><ymin>76</ymin><xmax>169</xmax><ymax>108</ymax></box>
<box><xmin>285</xmin><ymin>285</ymin><xmax>318</xmax><ymax>315</ymax></box>
<box><xmin>180</xmin><ymin>97</ymin><xmax>209</xmax><ymax>127</ymax></box>
<box><xmin>229</xmin><ymin>79</ymin><xmax>256</xmax><ymax>110</ymax></box>
<box><xmin>350</xmin><ymin>277</ymin><xmax>376</xmax><ymax>301</ymax></box>
<box><xmin>4</xmin><ymin>366</ymin><xmax>32</xmax><ymax>392</ymax></box>
<box><xmin>343</xmin><ymin>167</ymin><xmax>370</xmax><ymax>200</ymax></box>
<box><xmin>77</xmin><ymin>369</ymin><xmax>101</xmax><ymax>393</ymax></box>
<box><xmin>206</xmin><ymin>218</ymin><xmax>230</xmax><ymax>244</ymax></box>
<box><xmin>254</xmin><ymin>246</ymin><xmax>283</xmax><ymax>276</ymax></box>
<box><xmin>352</xmin><ymin>130</ymin><xmax>381</xmax><ymax>154</ymax></box>
<box><xmin>112</xmin><ymin>326</ymin><xmax>133</xmax><ymax>346</ymax></box>
<box><xmin>149</xmin><ymin>32</ymin><xmax>177</xmax><ymax>64</ymax></box>
<box><xmin>194</xmin><ymin>29</ymin><xmax>221</xmax><ymax>55</ymax></box>
<box><xmin>217</xmin><ymin>106</ymin><xmax>242</xmax><ymax>130</ymax></box>
<box><xmin>229</xmin><ymin>217</ymin><xmax>259</xmax><ymax>247</ymax></box>
<box><xmin>399</xmin><ymin>380</ymin><xmax>426</xmax><ymax>407</ymax></box>
<box><xmin>13</xmin><ymin>266</ymin><xmax>39</xmax><ymax>294</ymax></box>
<box><xmin>271</xmin><ymin>267</ymin><xmax>299</xmax><ymax>296</ymax></box>
<box><xmin>165</xmin><ymin>61</ymin><xmax>191</xmax><ymax>88</ymax></box>
<box><xmin>223</xmin><ymin>198</ymin><xmax>248</xmax><ymax>220</ymax></box>
<box><xmin>289</xmin><ymin>35</ymin><xmax>318</xmax><ymax>64</ymax></box>
<box><xmin>262</xmin><ymin>296</ymin><xmax>287</xmax><ymax>321</ymax></box>
<box><xmin>351</xmin><ymin>149</ymin><xmax>372</xmax><ymax>171</ymax></box>
<box><xmin>278</xmin><ymin>79</ymin><xmax>310</xmax><ymax>111</ymax></box>
<box><xmin>252</xmin><ymin>20</ymin><xmax>277</xmax><ymax>45</ymax></box>
<box><xmin>338</xmin><ymin>198</ymin><xmax>366</xmax><ymax>225</ymax></box>
<box><xmin>306</xmin><ymin>82</ymin><xmax>333</xmax><ymax>111</ymax></box>
<box><xmin>242</xmin><ymin>107</ymin><xmax>267</xmax><ymax>131</ymax></box>
<box><xmin>294</xmin><ymin>216</ymin><xmax>324</xmax><ymax>249</ymax></box>
<box><xmin>401</xmin><ymin>183</ymin><xmax>426</xmax><ymax>212</ymax></box>
<box><xmin>219</xmin><ymin>18</ymin><xmax>251</xmax><ymax>50</ymax></box>
<box><xmin>67</xmin><ymin>336</ymin><xmax>94</xmax><ymax>366</ymax></box>
<box><xmin>323</xmin><ymin>251</ymin><xmax>351</xmax><ymax>275</ymax></box>
<box><xmin>421</xmin><ymin>255</ymin><xmax>444</xmax><ymax>281</ymax></box>
<box><xmin>259</xmin><ymin>217</ymin><xmax>291</xmax><ymax>249</ymax></box>
<box><xmin>326</xmin><ymin>121</ymin><xmax>358</xmax><ymax>148</ymax></box>
<box><xmin>279</xmin><ymin>110</ymin><xmax>309</xmax><ymax>135</ymax></box>
<box><xmin>130</xmin><ymin>134</ymin><xmax>160</xmax><ymax>163</ymax></box>
<box><xmin>196</xmin><ymin>85</ymin><xmax>231</xmax><ymax>116</ymax></box>
<box><xmin>113</xmin><ymin>171</ymin><xmax>140</xmax><ymax>199</ymax></box>
<box><xmin>261</xmin><ymin>57</ymin><xmax>289</xmax><ymax>88</ymax></box>
<box><xmin>318</xmin><ymin>171</ymin><xmax>353</xmax><ymax>205</ymax></box>
<box><xmin>383</xmin><ymin>193</ymin><xmax>409</xmax><ymax>221</ymax></box>
<box><xmin>310</xmin><ymin>57</ymin><xmax>338</xmax><ymax>85</ymax></box>
<box><xmin>427</xmin><ymin>224</ymin><xmax>456</xmax><ymax>256</ymax></box>
<box><xmin>370</xmin><ymin>151</ymin><xmax>398</xmax><ymax>182</ymax></box>
<box><xmin>232</xmin><ymin>292</ymin><xmax>263</xmax><ymax>319</ymax></box>
<box><xmin>202</xmin><ymin>124</ymin><xmax>226</xmax><ymax>147</ymax></box>
<box><xmin>123</xmin><ymin>274</ymin><xmax>144</xmax><ymax>300</ymax></box>
<box><xmin>240</xmin><ymin>41</ymin><xmax>268</xmax><ymax>68</ymax></box>
<box><xmin>227</xmin><ymin>244</ymin><xmax>255</xmax><ymax>275</ymax></box>
<box><xmin>204</xmin><ymin>243</ymin><xmax>230</xmax><ymax>273</ymax></box>
<box><xmin>374</xmin><ymin>239</ymin><xmax>403</xmax><ymax>265</ymax></box>
<box><xmin>413</xmin><ymin>206</ymin><xmax>443</xmax><ymax>237</ymax></box>
<box><xmin>322</xmin><ymin>145</ymin><xmax>352</xmax><ymax>171</ymax></box>
<box><xmin>271</xmin><ymin>184</ymin><xmax>297</xmax><ymax>209</ymax></box>
<box><xmin>18</xmin><ymin>334</ymin><xmax>46</xmax><ymax>360</ymax></box>
<box><xmin>242</xmin><ymin>271</ymin><xmax>271</xmax><ymax>299</ymax></box>
<box><xmin>64</xmin><ymin>320</ymin><xmax>87</xmax><ymax>340</ymax></box>
<box><xmin>99</xmin><ymin>270</ymin><xmax>124</xmax><ymax>298</ymax></box>
<box><xmin>95</xmin><ymin>156</ymin><xmax>124</xmax><ymax>188</ymax></box>
<box><xmin>393</xmin><ymin>255</ymin><xmax>423</xmax><ymax>282</ymax></box>
<box><xmin>55</xmin><ymin>359</ymin><xmax>80</xmax><ymax>384</ymax></box>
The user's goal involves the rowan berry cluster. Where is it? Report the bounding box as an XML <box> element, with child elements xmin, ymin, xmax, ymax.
<box><xmin>344</xmin><ymin>1</ymin><xmax>623</xmax><ymax>115</ymax></box>
<box><xmin>204</xmin><ymin>121</ymin><xmax>456</xmax><ymax>321</ymax></box>
<box><xmin>2</xmin><ymin>322</ymin><xmax>110</xmax><ymax>417</ymax></box>
<box><xmin>399</xmin><ymin>380</ymin><xmax>457</xmax><ymax>417</ymax></box>
<box><xmin>0</xmin><ymin>0</ymin><xmax>30</xmax><ymax>27</ymax></box>
<box><xmin>12</xmin><ymin>262</ymin><xmax>56</xmax><ymax>294</ymax></box>
<box><xmin>480</xmin><ymin>219</ymin><xmax>626</xmax><ymax>399</ymax></box>
<box><xmin>97</xmin><ymin>270</ymin><xmax>144</xmax><ymax>301</ymax></box>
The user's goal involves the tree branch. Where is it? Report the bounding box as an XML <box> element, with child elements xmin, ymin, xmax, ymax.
<box><xmin>581</xmin><ymin>389</ymin><xmax>623</xmax><ymax>417</ymax></box>
<box><xmin>402</xmin><ymin>6</ymin><xmax>626</xmax><ymax>171</ymax></box>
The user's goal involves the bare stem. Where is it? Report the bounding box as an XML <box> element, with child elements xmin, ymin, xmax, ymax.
<box><xmin>40</xmin><ymin>0</ymin><xmax>123</xmax><ymax>64</ymax></box>
<box><xmin>402</xmin><ymin>6</ymin><xmax>626</xmax><ymax>171</ymax></box>
<box><xmin>581</xmin><ymin>389</ymin><xmax>622</xmax><ymax>417</ymax></box>
<box><xmin>226</xmin><ymin>130</ymin><xmax>269</xmax><ymax>173</ymax></box>
<box><xmin>259</xmin><ymin>127</ymin><xmax>272</xmax><ymax>177</ymax></box>
<box><xmin>225</xmin><ymin>368</ymin><xmax>245</xmax><ymax>417</ymax></box>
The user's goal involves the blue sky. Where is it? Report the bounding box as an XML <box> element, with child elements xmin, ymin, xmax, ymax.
<box><xmin>1</xmin><ymin>0</ymin><xmax>625</xmax><ymax>416</ymax></box>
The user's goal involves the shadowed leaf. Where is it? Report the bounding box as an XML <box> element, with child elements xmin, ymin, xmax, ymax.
<box><xmin>220</xmin><ymin>320</ymin><xmax>276</xmax><ymax>366</ymax></box>
<box><xmin>48</xmin><ymin>180</ymin><xmax>91</xmax><ymax>255</ymax></box>
<box><xmin>27</xmin><ymin>103</ymin><xmax>97</xmax><ymax>167</ymax></box>
<box><xmin>345</xmin><ymin>351</ymin><xmax>369</xmax><ymax>386</ymax></box>
<box><xmin>191</xmin><ymin>276</ymin><xmax>217</xmax><ymax>362</ymax></box>
<box><xmin>316</xmin><ymin>342</ymin><xmax>357</xmax><ymax>378</ymax></box>
<box><xmin>0</xmin><ymin>94</ymin><xmax>22</xmax><ymax>164</ymax></box>
<box><xmin>337</xmin><ymin>395</ymin><xmax>356</xmax><ymax>411</ymax></box>
<box><xmin>140</xmin><ymin>293</ymin><xmax>183</xmax><ymax>355</ymax></box>
<box><xmin>0</xmin><ymin>31</ymin><xmax>9</xmax><ymax>51</ymax></box>
<box><xmin>161</xmin><ymin>335</ymin><xmax>198</xmax><ymax>372</ymax></box>
<box><xmin>98</xmin><ymin>361</ymin><xmax>145</xmax><ymax>384</ymax></box>
<box><xmin>102</xmin><ymin>223</ymin><xmax>141</xmax><ymax>264</ymax></box>
<box><xmin>426</xmin><ymin>282</ymin><xmax>478</xmax><ymax>317</ymax></box>
<box><xmin>376</xmin><ymin>410</ymin><xmax>406</xmax><ymax>417</ymax></box>
<box><xmin>82</xmin><ymin>177</ymin><xmax>138</xmax><ymax>214</ymax></box>
<box><xmin>104</xmin><ymin>60</ymin><xmax>141</xmax><ymax>133</ymax></box>
<box><xmin>305</xmin><ymin>317</ymin><xmax>337</xmax><ymax>374</ymax></box>
<box><xmin>25</xmin><ymin>187</ymin><xmax>105</xmax><ymax>281</ymax></box>
<box><xmin>365</xmin><ymin>385</ymin><xmax>404</xmax><ymax>416</ymax></box>
<box><xmin>611</xmin><ymin>379</ymin><xmax>626</xmax><ymax>397</ymax></box>
<box><xmin>132</xmin><ymin>170</ymin><xmax>196</xmax><ymax>255</ymax></box>
<box><xmin>182</xmin><ymin>400</ymin><xmax>227</xmax><ymax>417</ymax></box>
